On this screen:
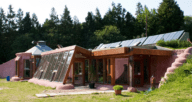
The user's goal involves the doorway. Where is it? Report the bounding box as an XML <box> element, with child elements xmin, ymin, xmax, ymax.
<box><xmin>74</xmin><ymin>62</ymin><xmax>83</xmax><ymax>85</ymax></box>
<box><xmin>134</xmin><ymin>60</ymin><xmax>144</xmax><ymax>87</ymax></box>
<box><xmin>23</xmin><ymin>59</ymin><xmax>32</xmax><ymax>79</ymax></box>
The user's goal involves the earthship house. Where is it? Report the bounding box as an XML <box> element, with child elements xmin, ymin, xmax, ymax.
<box><xmin>27</xmin><ymin>30</ymin><xmax>190</xmax><ymax>89</ymax></box>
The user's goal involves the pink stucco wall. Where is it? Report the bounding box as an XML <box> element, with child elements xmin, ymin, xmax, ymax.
<box><xmin>0</xmin><ymin>58</ymin><xmax>16</xmax><ymax>78</ymax></box>
<box><xmin>115</xmin><ymin>58</ymin><xmax>129</xmax><ymax>80</ymax></box>
<box><xmin>151</xmin><ymin>49</ymin><xmax>186</xmax><ymax>84</ymax></box>
<box><xmin>150</xmin><ymin>55</ymin><xmax>177</xmax><ymax>83</ymax></box>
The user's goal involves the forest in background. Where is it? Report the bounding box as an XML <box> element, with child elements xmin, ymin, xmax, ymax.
<box><xmin>0</xmin><ymin>0</ymin><xmax>192</xmax><ymax>64</ymax></box>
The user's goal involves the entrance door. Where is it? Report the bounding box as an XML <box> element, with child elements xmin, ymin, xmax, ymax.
<box><xmin>74</xmin><ymin>62</ymin><xmax>83</xmax><ymax>85</ymax></box>
<box><xmin>134</xmin><ymin>60</ymin><xmax>144</xmax><ymax>87</ymax></box>
<box><xmin>24</xmin><ymin>59</ymin><xmax>32</xmax><ymax>79</ymax></box>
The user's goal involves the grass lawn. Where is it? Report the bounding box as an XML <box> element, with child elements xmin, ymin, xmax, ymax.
<box><xmin>0</xmin><ymin>58</ymin><xmax>192</xmax><ymax>102</ymax></box>
<box><xmin>0</xmin><ymin>79</ymin><xmax>139</xmax><ymax>102</ymax></box>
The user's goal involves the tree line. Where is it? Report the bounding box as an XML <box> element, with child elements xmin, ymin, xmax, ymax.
<box><xmin>0</xmin><ymin>0</ymin><xmax>191</xmax><ymax>64</ymax></box>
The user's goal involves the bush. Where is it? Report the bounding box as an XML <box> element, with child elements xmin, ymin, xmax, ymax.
<box><xmin>156</xmin><ymin>40</ymin><xmax>192</xmax><ymax>48</ymax></box>
<box><xmin>113</xmin><ymin>85</ymin><xmax>123</xmax><ymax>90</ymax></box>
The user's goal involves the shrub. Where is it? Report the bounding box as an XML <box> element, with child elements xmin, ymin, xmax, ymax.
<box><xmin>113</xmin><ymin>85</ymin><xmax>123</xmax><ymax>90</ymax></box>
<box><xmin>156</xmin><ymin>40</ymin><xmax>192</xmax><ymax>48</ymax></box>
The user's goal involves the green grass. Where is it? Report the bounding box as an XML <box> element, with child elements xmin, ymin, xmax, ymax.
<box><xmin>0</xmin><ymin>57</ymin><xmax>192</xmax><ymax>102</ymax></box>
<box><xmin>0</xmin><ymin>80</ymin><xmax>138</xmax><ymax>102</ymax></box>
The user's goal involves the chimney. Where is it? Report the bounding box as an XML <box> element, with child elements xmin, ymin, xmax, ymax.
<box><xmin>37</xmin><ymin>41</ymin><xmax>46</xmax><ymax>45</ymax></box>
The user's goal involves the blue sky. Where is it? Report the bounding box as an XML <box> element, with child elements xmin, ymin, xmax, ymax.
<box><xmin>0</xmin><ymin>0</ymin><xmax>191</xmax><ymax>24</ymax></box>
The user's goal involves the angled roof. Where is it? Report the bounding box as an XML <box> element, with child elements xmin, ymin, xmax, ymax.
<box><xmin>25</xmin><ymin>41</ymin><xmax>52</xmax><ymax>55</ymax></box>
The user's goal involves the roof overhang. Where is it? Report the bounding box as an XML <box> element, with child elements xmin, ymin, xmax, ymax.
<box><xmin>92</xmin><ymin>47</ymin><xmax>173</xmax><ymax>58</ymax></box>
<box><xmin>15</xmin><ymin>56</ymin><xmax>21</xmax><ymax>61</ymax></box>
<box><xmin>92</xmin><ymin>47</ymin><xmax>129</xmax><ymax>56</ymax></box>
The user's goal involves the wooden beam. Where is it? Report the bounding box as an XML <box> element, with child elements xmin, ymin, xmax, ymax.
<box><xmin>96</xmin><ymin>59</ymin><xmax>98</xmax><ymax>82</ymax></box>
<box><xmin>111</xmin><ymin>58</ymin><xmax>115</xmax><ymax>85</ymax></box>
<box><xmin>92</xmin><ymin>47</ymin><xmax>128</xmax><ymax>56</ymax></box>
<box><xmin>72</xmin><ymin>62</ymin><xmax>75</xmax><ymax>85</ymax></box>
<box><xmin>106</xmin><ymin>59</ymin><xmax>109</xmax><ymax>83</ymax></box>
<box><xmin>132</xmin><ymin>48</ymin><xmax>173</xmax><ymax>56</ymax></box>
<box><xmin>74</xmin><ymin>58</ymin><xmax>86</xmax><ymax>62</ymax></box>
<box><xmin>88</xmin><ymin>59</ymin><xmax>92</xmax><ymax>83</ymax></box>
<box><xmin>103</xmin><ymin>59</ymin><xmax>106</xmax><ymax>84</ymax></box>
<box><xmin>33</xmin><ymin>56</ymin><xmax>36</xmax><ymax>76</ymax></box>
<box><xmin>82</xmin><ymin>59</ymin><xmax>85</xmax><ymax>85</ymax></box>
<box><xmin>128</xmin><ymin>56</ymin><xmax>134</xmax><ymax>87</ymax></box>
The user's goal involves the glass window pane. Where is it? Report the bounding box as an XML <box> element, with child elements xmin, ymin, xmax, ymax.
<box><xmin>59</xmin><ymin>50</ymin><xmax>74</xmax><ymax>82</ymax></box>
<box><xmin>54</xmin><ymin>51</ymin><xmax>69</xmax><ymax>82</ymax></box>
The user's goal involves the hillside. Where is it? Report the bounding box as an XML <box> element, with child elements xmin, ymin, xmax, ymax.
<box><xmin>129</xmin><ymin>56</ymin><xmax>192</xmax><ymax>102</ymax></box>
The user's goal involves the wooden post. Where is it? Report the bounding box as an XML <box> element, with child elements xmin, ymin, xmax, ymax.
<box><xmin>103</xmin><ymin>59</ymin><xmax>106</xmax><ymax>84</ymax></box>
<box><xmin>129</xmin><ymin>56</ymin><xmax>134</xmax><ymax>87</ymax></box>
<box><xmin>82</xmin><ymin>59</ymin><xmax>85</xmax><ymax>85</ymax></box>
<box><xmin>141</xmin><ymin>60</ymin><xmax>144</xmax><ymax>86</ymax></box>
<box><xmin>148</xmin><ymin>56</ymin><xmax>151</xmax><ymax>84</ymax></box>
<box><xmin>111</xmin><ymin>58</ymin><xmax>115</xmax><ymax>85</ymax></box>
<box><xmin>96</xmin><ymin>59</ymin><xmax>98</xmax><ymax>82</ymax></box>
<box><xmin>72</xmin><ymin>62</ymin><xmax>75</xmax><ymax>85</ymax></box>
<box><xmin>88</xmin><ymin>59</ymin><xmax>92</xmax><ymax>83</ymax></box>
<box><xmin>106</xmin><ymin>59</ymin><xmax>108</xmax><ymax>83</ymax></box>
<box><xmin>33</xmin><ymin>56</ymin><xmax>36</xmax><ymax>76</ymax></box>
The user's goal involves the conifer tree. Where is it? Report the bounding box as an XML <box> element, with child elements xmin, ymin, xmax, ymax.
<box><xmin>157</xmin><ymin>0</ymin><xmax>184</xmax><ymax>33</ymax></box>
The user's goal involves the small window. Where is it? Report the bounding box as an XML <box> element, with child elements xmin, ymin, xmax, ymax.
<box><xmin>24</xmin><ymin>60</ymin><xmax>31</xmax><ymax>78</ymax></box>
<box><xmin>75</xmin><ymin>62</ymin><xmax>82</xmax><ymax>75</ymax></box>
<box><xmin>36</xmin><ymin>58</ymin><xmax>41</xmax><ymax>67</ymax></box>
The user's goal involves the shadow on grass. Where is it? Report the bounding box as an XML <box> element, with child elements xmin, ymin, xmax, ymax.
<box><xmin>116</xmin><ymin>94</ymin><xmax>132</xmax><ymax>97</ymax></box>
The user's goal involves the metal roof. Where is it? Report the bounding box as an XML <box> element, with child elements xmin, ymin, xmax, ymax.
<box><xmin>25</xmin><ymin>41</ymin><xmax>52</xmax><ymax>55</ymax></box>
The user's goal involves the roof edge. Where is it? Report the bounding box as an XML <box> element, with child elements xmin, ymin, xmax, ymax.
<box><xmin>41</xmin><ymin>45</ymin><xmax>76</xmax><ymax>56</ymax></box>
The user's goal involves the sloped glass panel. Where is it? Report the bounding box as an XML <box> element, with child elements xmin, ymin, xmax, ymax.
<box><xmin>148</xmin><ymin>35</ymin><xmax>159</xmax><ymax>44</ymax></box>
<box><xmin>53</xmin><ymin>52</ymin><xmax>64</xmax><ymax>71</ymax></box>
<box><xmin>129</xmin><ymin>37</ymin><xmax>147</xmax><ymax>46</ymax></box>
<box><xmin>172</xmin><ymin>30</ymin><xmax>184</xmax><ymax>40</ymax></box>
<box><xmin>108</xmin><ymin>42</ymin><xmax>121</xmax><ymax>48</ymax></box>
<box><xmin>41</xmin><ymin>61</ymin><xmax>50</xmax><ymax>79</ymax></box>
<box><xmin>165</xmin><ymin>32</ymin><xmax>177</xmax><ymax>41</ymax></box>
<box><xmin>129</xmin><ymin>38</ymin><xmax>141</xmax><ymax>46</ymax></box>
<box><xmin>100</xmin><ymin>43</ymin><xmax>111</xmax><ymax>49</ymax></box>
<box><xmin>152</xmin><ymin>34</ymin><xmax>164</xmax><ymax>44</ymax></box>
<box><xmin>33</xmin><ymin>56</ymin><xmax>46</xmax><ymax>78</ymax></box>
<box><xmin>138</xmin><ymin>37</ymin><xmax>147</xmax><ymax>45</ymax></box>
<box><xmin>48</xmin><ymin>53</ymin><xmax>60</xmax><ymax>81</ymax></box>
<box><xmin>142</xmin><ymin>36</ymin><xmax>153</xmax><ymax>45</ymax></box>
<box><xmin>163</xmin><ymin>33</ymin><xmax>172</xmax><ymax>41</ymax></box>
<box><xmin>120</xmin><ymin>39</ymin><xmax>134</xmax><ymax>47</ymax></box>
<box><xmin>43</xmin><ymin>54</ymin><xmax>55</xmax><ymax>80</ymax></box>
<box><xmin>54</xmin><ymin>51</ymin><xmax>69</xmax><ymax>82</ymax></box>
<box><xmin>59</xmin><ymin>50</ymin><xmax>74</xmax><ymax>82</ymax></box>
<box><xmin>95</xmin><ymin>43</ymin><xmax>103</xmax><ymax>49</ymax></box>
<box><xmin>120</xmin><ymin>40</ymin><xmax>131</xmax><ymax>47</ymax></box>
